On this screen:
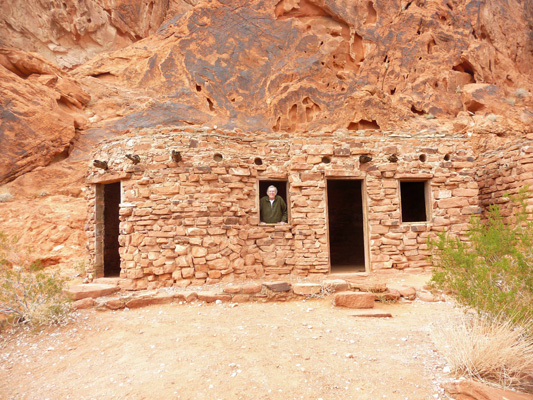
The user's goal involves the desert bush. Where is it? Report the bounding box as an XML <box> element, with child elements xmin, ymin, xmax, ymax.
<box><xmin>432</xmin><ymin>313</ymin><xmax>533</xmax><ymax>392</ymax></box>
<box><xmin>430</xmin><ymin>186</ymin><xmax>533</xmax><ymax>330</ymax></box>
<box><xmin>0</xmin><ymin>232</ymin><xmax>71</xmax><ymax>329</ymax></box>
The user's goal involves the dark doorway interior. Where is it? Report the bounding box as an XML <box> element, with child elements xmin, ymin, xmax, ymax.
<box><xmin>259</xmin><ymin>180</ymin><xmax>287</xmax><ymax>203</ymax></box>
<box><xmin>327</xmin><ymin>180</ymin><xmax>365</xmax><ymax>272</ymax></box>
<box><xmin>104</xmin><ymin>182</ymin><xmax>121</xmax><ymax>276</ymax></box>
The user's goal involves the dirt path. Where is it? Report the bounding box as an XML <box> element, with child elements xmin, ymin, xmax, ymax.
<box><xmin>0</xmin><ymin>298</ymin><xmax>458</xmax><ymax>400</ymax></box>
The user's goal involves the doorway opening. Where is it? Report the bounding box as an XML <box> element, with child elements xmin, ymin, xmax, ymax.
<box><xmin>103</xmin><ymin>182</ymin><xmax>121</xmax><ymax>276</ymax></box>
<box><xmin>327</xmin><ymin>180</ymin><xmax>366</xmax><ymax>272</ymax></box>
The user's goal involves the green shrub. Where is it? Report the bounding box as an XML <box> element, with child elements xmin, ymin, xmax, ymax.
<box><xmin>429</xmin><ymin>186</ymin><xmax>533</xmax><ymax>332</ymax></box>
<box><xmin>0</xmin><ymin>232</ymin><xmax>71</xmax><ymax>329</ymax></box>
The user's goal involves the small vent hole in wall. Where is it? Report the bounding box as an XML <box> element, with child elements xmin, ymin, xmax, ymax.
<box><xmin>213</xmin><ymin>153</ymin><xmax>223</xmax><ymax>162</ymax></box>
<box><xmin>207</xmin><ymin>98</ymin><xmax>215</xmax><ymax>111</ymax></box>
<box><xmin>444</xmin><ymin>154</ymin><xmax>451</xmax><ymax>161</ymax></box>
<box><xmin>321</xmin><ymin>156</ymin><xmax>331</xmax><ymax>164</ymax></box>
<box><xmin>419</xmin><ymin>154</ymin><xmax>427</xmax><ymax>162</ymax></box>
<box><xmin>254</xmin><ymin>157</ymin><xmax>263</xmax><ymax>166</ymax></box>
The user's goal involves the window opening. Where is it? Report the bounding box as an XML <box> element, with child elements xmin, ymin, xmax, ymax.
<box><xmin>258</xmin><ymin>180</ymin><xmax>288</xmax><ymax>224</ymax></box>
<box><xmin>400</xmin><ymin>181</ymin><xmax>429</xmax><ymax>222</ymax></box>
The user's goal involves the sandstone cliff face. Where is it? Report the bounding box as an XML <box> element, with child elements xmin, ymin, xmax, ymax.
<box><xmin>0</xmin><ymin>48</ymin><xmax>90</xmax><ymax>184</ymax></box>
<box><xmin>72</xmin><ymin>0</ymin><xmax>532</xmax><ymax>137</ymax></box>
<box><xmin>0</xmin><ymin>0</ymin><xmax>532</xmax><ymax>269</ymax></box>
<box><xmin>2</xmin><ymin>0</ymin><xmax>532</xmax><ymax>185</ymax></box>
<box><xmin>0</xmin><ymin>0</ymin><xmax>198</xmax><ymax>68</ymax></box>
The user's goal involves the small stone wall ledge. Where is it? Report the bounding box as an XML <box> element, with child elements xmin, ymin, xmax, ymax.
<box><xmin>87</xmin><ymin>172</ymin><xmax>131</xmax><ymax>184</ymax></box>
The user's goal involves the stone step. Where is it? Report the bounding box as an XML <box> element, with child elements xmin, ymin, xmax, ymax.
<box><xmin>65</xmin><ymin>284</ymin><xmax>120</xmax><ymax>300</ymax></box>
<box><xmin>93</xmin><ymin>277</ymin><xmax>122</xmax><ymax>286</ymax></box>
<box><xmin>333</xmin><ymin>291</ymin><xmax>375</xmax><ymax>309</ymax></box>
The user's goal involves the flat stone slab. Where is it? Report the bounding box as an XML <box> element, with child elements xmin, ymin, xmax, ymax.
<box><xmin>293</xmin><ymin>283</ymin><xmax>322</xmax><ymax>295</ymax></box>
<box><xmin>322</xmin><ymin>279</ymin><xmax>349</xmax><ymax>293</ymax></box>
<box><xmin>125</xmin><ymin>294</ymin><xmax>174</xmax><ymax>309</ymax></box>
<box><xmin>72</xmin><ymin>298</ymin><xmax>95</xmax><ymax>310</ymax></box>
<box><xmin>350</xmin><ymin>311</ymin><xmax>392</xmax><ymax>318</ymax></box>
<box><xmin>93</xmin><ymin>277</ymin><xmax>122</xmax><ymax>286</ymax></box>
<box><xmin>241</xmin><ymin>282</ymin><xmax>262</xmax><ymax>294</ymax></box>
<box><xmin>197</xmin><ymin>291</ymin><xmax>231</xmax><ymax>303</ymax></box>
<box><xmin>263</xmin><ymin>281</ymin><xmax>291</xmax><ymax>292</ymax></box>
<box><xmin>333</xmin><ymin>291</ymin><xmax>375</xmax><ymax>309</ymax></box>
<box><xmin>66</xmin><ymin>284</ymin><xmax>120</xmax><ymax>300</ymax></box>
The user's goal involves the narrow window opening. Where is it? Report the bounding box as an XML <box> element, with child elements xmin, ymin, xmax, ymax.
<box><xmin>400</xmin><ymin>181</ymin><xmax>429</xmax><ymax>222</ymax></box>
<box><xmin>258</xmin><ymin>180</ymin><xmax>289</xmax><ymax>224</ymax></box>
<box><xmin>254</xmin><ymin>157</ymin><xmax>263</xmax><ymax>165</ymax></box>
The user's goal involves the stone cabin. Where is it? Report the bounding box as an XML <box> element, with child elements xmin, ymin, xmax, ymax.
<box><xmin>85</xmin><ymin>126</ymin><xmax>533</xmax><ymax>290</ymax></box>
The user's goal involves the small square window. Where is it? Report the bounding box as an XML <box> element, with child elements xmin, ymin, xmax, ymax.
<box><xmin>400</xmin><ymin>181</ymin><xmax>429</xmax><ymax>222</ymax></box>
<box><xmin>258</xmin><ymin>180</ymin><xmax>289</xmax><ymax>224</ymax></box>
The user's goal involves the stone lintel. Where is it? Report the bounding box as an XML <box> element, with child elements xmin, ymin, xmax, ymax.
<box><xmin>87</xmin><ymin>172</ymin><xmax>131</xmax><ymax>184</ymax></box>
<box><xmin>325</xmin><ymin>170</ymin><xmax>363</xmax><ymax>177</ymax></box>
<box><xmin>395</xmin><ymin>173</ymin><xmax>433</xmax><ymax>180</ymax></box>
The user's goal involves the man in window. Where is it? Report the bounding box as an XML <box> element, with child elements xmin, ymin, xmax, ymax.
<box><xmin>260</xmin><ymin>185</ymin><xmax>288</xmax><ymax>224</ymax></box>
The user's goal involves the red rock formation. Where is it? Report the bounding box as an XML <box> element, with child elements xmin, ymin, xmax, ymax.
<box><xmin>0</xmin><ymin>0</ymin><xmax>199</xmax><ymax>68</ymax></box>
<box><xmin>0</xmin><ymin>48</ymin><xmax>89</xmax><ymax>184</ymax></box>
<box><xmin>71</xmin><ymin>0</ymin><xmax>532</xmax><ymax>137</ymax></box>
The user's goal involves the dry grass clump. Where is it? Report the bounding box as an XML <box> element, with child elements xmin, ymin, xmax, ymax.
<box><xmin>432</xmin><ymin>313</ymin><xmax>533</xmax><ymax>392</ymax></box>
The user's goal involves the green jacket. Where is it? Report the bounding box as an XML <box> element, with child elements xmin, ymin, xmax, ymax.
<box><xmin>260</xmin><ymin>195</ymin><xmax>288</xmax><ymax>223</ymax></box>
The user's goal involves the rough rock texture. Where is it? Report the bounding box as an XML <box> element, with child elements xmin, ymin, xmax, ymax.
<box><xmin>0</xmin><ymin>0</ymin><xmax>199</xmax><ymax>68</ymax></box>
<box><xmin>73</xmin><ymin>0</ymin><xmax>533</xmax><ymax>137</ymax></box>
<box><xmin>0</xmin><ymin>49</ymin><xmax>90</xmax><ymax>184</ymax></box>
<box><xmin>0</xmin><ymin>0</ymin><xmax>532</xmax><ymax>269</ymax></box>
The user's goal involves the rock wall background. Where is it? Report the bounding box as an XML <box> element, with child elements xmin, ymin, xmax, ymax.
<box><xmin>0</xmin><ymin>0</ymin><xmax>532</xmax><ymax>271</ymax></box>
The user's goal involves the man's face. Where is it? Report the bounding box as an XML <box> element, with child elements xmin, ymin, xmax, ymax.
<box><xmin>267</xmin><ymin>188</ymin><xmax>277</xmax><ymax>200</ymax></box>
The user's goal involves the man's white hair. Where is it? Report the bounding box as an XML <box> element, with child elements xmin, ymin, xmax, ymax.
<box><xmin>267</xmin><ymin>185</ymin><xmax>278</xmax><ymax>194</ymax></box>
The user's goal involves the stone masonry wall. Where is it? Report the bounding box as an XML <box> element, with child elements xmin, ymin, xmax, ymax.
<box><xmin>476</xmin><ymin>135</ymin><xmax>533</xmax><ymax>216</ymax></box>
<box><xmin>86</xmin><ymin>126</ymin><xmax>478</xmax><ymax>290</ymax></box>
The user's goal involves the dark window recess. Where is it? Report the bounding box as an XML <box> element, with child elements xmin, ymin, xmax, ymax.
<box><xmin>400</xmin><ymin>181</ymin><xmax>428</xmax><ymax>222</ymax></box>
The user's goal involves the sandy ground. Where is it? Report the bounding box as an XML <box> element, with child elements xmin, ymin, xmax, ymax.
<box><xmin>0</xmin><ymin>296</ymin><xmax>459</xmax><ymax>400</ymax></box>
